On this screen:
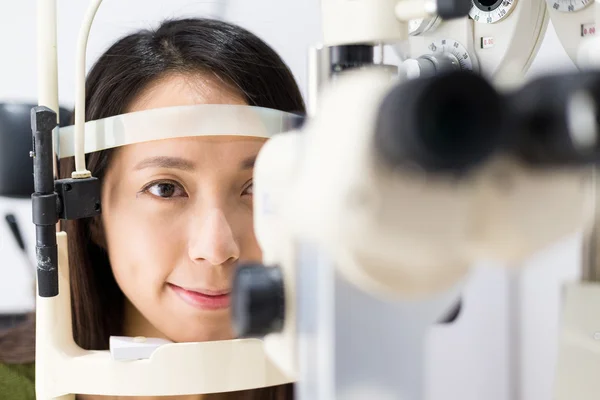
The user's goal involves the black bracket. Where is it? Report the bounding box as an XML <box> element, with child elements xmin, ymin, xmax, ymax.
<box><xmin>55</xmin><ymin>178</ymin><xmax>101</xmax><ymax>220</ymax></box>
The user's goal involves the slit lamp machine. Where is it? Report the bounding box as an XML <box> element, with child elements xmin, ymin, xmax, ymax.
<box><xmin>29</xmin><ymin>0</ymin><xmax>600</xmax><ymax>399</ymax></box>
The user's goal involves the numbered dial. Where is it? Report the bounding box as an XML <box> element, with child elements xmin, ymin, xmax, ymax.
<box><xmin>409</xmin><ymin>16</ymin><xmax>441</xmax><ymax>36</ymax></box>
<box><xmin>546</xmin><ymin>0</ymin><xmax>593</xmax><ymax>12</ymax></box>
<box><xmin>428</xmin><ymin>39</ymin><xmax>475</xmax><ymax>71</ymax></box>
<box><xmin>470</xmin><ymin>0</ymin><xmax>518</xmax><ymax>23</ymax></box>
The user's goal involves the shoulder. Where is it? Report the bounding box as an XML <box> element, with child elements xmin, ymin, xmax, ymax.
<box><xmin>0</xmin><ymin>361</ymin><xmax>36</xmax><ymax>399</ymax></box>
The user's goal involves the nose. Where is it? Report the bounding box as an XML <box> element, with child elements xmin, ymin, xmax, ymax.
<box><xmin>188</xmin><ymin>207</ymin><xmax>240</xmax><ymax>266</ymax></box>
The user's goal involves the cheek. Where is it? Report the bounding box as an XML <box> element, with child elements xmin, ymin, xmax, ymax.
<box><xmin>103</xmin><ymin>198</ymin><xmax>187</xmax><ymax>293</ymax></box>
<box><xmin>237</xmin><ymin>209</ymin><xmax>262</xmax><ymax>262</ymax></box>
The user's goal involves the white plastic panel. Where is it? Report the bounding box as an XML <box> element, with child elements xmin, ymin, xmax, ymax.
<box><xmin>407</xmin><ymin>0</ymin><xmax>549</xmax><ymax>79</ymax></box>
<box><xmin>547</xmin><ymin>0</ymin><xmax>596</xmax><ymax>66</ymax></box>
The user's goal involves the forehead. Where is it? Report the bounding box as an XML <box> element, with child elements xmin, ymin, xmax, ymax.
<box><xmin>126</xmin><ymin>72</ymin><xmax>247</xmax><ymax>113</ymax></box>
<box><xmin>114</xmin><ymin>136</ymin><xmax>266</xmax><ymax>170</ymax></box>
<box><xmin>114</xmin><ymin>72</ymin><xmax>261</xmax><ymax>170</ymax></box>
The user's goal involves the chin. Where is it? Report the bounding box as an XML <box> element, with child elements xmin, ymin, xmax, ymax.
<box><xmin>167</xmin><ymin>325</ymin><xmax>235</xmax><ymax>343</ymax></box>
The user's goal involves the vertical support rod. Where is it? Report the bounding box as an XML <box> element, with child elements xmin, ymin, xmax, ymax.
<box><xmin>31</xmin><ymin>107</ymin><xmax>59</xmax><ymax>298</ymax></box>
<box><xmin>37</xmin><ymin>0</ymin><xmax>60</xmax><ymax>179</ymax></box>
<box><xmin>307</xmin><ymin>45</ymin><xmax>330</xmax><ymax>117</ymax></box>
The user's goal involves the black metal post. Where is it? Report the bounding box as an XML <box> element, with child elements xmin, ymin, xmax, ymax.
<box><xmin>30</xmin><ymin>106</ymin><xmax>59</xmax><ymax>297</ymax></box>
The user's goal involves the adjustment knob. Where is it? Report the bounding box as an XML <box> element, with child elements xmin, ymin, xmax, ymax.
<box><xmin>403</xmin><ymin>52</ymin><xmax>462</xmax><ymax>79</ymax></box>
<box><xmin>232</xmin><ymin>263</ymin><xmax>285</xmax><ymax>338</ymax></box>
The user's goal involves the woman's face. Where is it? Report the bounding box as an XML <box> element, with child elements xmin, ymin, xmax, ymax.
<box><xmin>100</xmin><ymin>74</ymin><xmax>265</xmax><ymax>342</ymax></box>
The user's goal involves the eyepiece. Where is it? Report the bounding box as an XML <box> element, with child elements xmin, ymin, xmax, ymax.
<box><xmin>374</xmin><ymin>71</ymin><xmax>506</xmax><ymax>174</ymax></box>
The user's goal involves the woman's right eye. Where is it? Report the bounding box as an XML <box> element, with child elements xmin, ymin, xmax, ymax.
<box><xmin>144</xmin><ymin>181</ymin><xmax>187</xmax><ymax>199</ymax></box>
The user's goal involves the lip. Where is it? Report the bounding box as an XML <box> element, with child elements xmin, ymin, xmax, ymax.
<box><xmin>168</xmin><ymin>283</ymin><xmax>231</xmax><ymax>310</ymax></box>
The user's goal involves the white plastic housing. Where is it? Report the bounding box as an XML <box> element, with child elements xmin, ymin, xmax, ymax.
<box><xmin>35</xmin><ymin>233</ymin><xmax>291</xmax><ymax>399</ymax></box>
<box><xmin>406</xmin><ymin>0</ymin><xmax>548</xmax><ymax>79</ymax></box>
<box><xmin>554</xmin><ymin>282</ymin><xmax>600</xmax><ymax>400</ymax></box>
<box><xmin>283</xmin><ymin>68</ymin><xmax>593</xmax><ymax>298</ymax></box>
<box><xmin>576</xmin><ymin>0</ymin><xmax>600</xmax><ymax>68</ymax></box>
<box><xmin>466</xmin><ymin>160</ymin><xmax>594</xmax><ymax>262</ymax></box>
<box><xmin>548</xmin><ymin>0</ymin><xmax>596</xmax><ymax>66</ymax></box>
<box><xmin>321</xmin><ymin>0</ymin><xmax>412</xmax><ymax>45</ymax></box>
<box><xmin>253</xmin><ymin>132</ymin><xmax>303</xmax><ymax>379</ymax></box>
<box><xmin>286</xmin><ymin>68</ymin><xmax>472</xmax><ymax>298</ymax></box>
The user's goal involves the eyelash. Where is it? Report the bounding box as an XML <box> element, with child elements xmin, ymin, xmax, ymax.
<box><xmin>139</xmin><ymin>179</ymin><xmax>254</xmax><ymax>200</ymax></box>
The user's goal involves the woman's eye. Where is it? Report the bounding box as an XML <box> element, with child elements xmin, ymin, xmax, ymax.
<box><xmin>146</xmin><ymin>182</ymin><xmax>186</xmax><ymax>199</ymax></box>
<box><xmin>243</xmin><ymin>182</ymin><xmax>254</xmax><ymax>196</ymax></box>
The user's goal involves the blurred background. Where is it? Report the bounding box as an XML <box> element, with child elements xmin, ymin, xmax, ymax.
<box><xmin>0</xmin><ymin>1</ymin><xmax>584</xmax><ymax>399</ymax></box>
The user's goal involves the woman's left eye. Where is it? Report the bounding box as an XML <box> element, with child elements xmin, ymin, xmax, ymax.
<box><xmin>242</xmin><ymin>181</ymin><xmax>254</xmax><ymax>196</ymax></box>
<box><xmin>144</xmin><ymin>181</ymin><xmax>187</xmax><ymax>199</ymax></box>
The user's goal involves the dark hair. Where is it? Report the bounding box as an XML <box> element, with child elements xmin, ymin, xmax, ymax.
<box><xmin>1</xmin><ymin>17</ymin><xmax>304</xmax><ymax>399</ymax></box>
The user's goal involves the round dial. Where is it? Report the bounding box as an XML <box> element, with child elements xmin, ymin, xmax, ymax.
<box><xmin>427</xmin><ymin>39</ymin><xmax>475</xmax><ymax>71</ymax></box>
<box><xmin>546</xmin><ymin>0</ymin><xmax>593</xmax><ymax>12</ymax></box>
<box><xmin>409</xmin><ymin>16</ymin><xmax>441</xmax><ymax>36</ymax></box>
<box><xmin>470</xmin><ymin>0</ymin><xmax>518</xmax><ymax>23</ymax></box>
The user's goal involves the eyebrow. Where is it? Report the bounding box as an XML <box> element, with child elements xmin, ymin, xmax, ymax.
<box><xmin>134</xmin><ymin>155</ymin><xmax>258</xmax><ymax>171</ymax></box>
<box><xmin>240</xmin><ymin>156</ymin><xmax>257</xmax><ymax>170</ymax></box>
<box><xmin>134</xmin><ymin>156</ymin><xmax>195</xmax><ymax>171</ymax></box>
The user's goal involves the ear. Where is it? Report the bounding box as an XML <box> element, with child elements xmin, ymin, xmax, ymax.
<box><xmin>89</xmin><ymin>215</ymin><xmax>107</xmax><ymax>250</ymax></box>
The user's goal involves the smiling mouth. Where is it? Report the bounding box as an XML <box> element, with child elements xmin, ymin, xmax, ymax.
<box><xmin>168</xmin><ymin>283</ymin><xmax>231</xmax><ymax>310</ymax></box>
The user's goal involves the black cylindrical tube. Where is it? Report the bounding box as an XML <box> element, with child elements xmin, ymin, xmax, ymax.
<box><xmin>36</xmin><ymin>226</ymin><xmax>59</xmax><ymax>297</ymax></box>
<box><xmin>330</xmin><ymin>45</ymin><xmax>374</xmax><ymax>74</ymax></box>
<box><xmin>374</xmin><ymin>70</ymin><xmax>506</xmax><ymax>174</ymax></box>
<box><xmin>507</xmin><ymin>71</ymin><xmax>600</xmax><ymax>166</ymax></box>
<box><xmin>231</xmin><ymin>263</ymin><xmax>286</xmax><ymax>338</ymax></box>
<box><xmin>33</xmin><ymin>119</ymin><xmax>55</xmax><ymax>194</ymax></box>
<box><xmin>36</xmin><ymin>225</ymin><xmax>57</xmax><ymax>245</ymax></box>
<box><xmin>30</xmin><ymin>106</ymin><xmax>59</xmax><ymax>297</ymax></box>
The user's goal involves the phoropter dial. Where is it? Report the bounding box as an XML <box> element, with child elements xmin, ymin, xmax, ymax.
<box><xmin>427</xmin><ymin>38</ymin><xmax>475</xmax><ymax>71</ymax></box>
<box><xmin>470</xmin><ymin>0</ymin><xmax>518</xmax><ymax>23</ymax></box>
<box><xmin>546</xmin><ymin>0</ymin><xmax>593</xmax><ymax>12</ymax></box>
<box><xmin>403</xmin><ymin>39</ymin><xmax>475</xmax><ymax>79</ymax></box>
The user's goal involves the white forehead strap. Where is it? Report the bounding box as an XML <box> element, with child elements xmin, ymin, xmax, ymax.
<box><xmin>56</xmin><ymin>104</ymin><xmax>304</xmax><ymax>159</ymax></box>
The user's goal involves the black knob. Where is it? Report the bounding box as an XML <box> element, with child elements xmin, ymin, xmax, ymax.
<box><xmin>437</xmin><ymin>0</ymin><xmax>474</xmax><ymax>19</ymax></box>
<box><xmin>232</xmin><ymin>263</ymin><xmax>285</xmax><ymax>338</ymax></box>
<box><xmin>374</xmin><ymin>70</ymin><xmax>505</xmax><ymax>175</ymax></box>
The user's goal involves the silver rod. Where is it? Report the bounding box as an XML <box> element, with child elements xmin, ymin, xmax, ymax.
<box><xmin>307</xmin><ymin>45</ymin><xmax>330</xmax><ymax>117</ymax></box>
